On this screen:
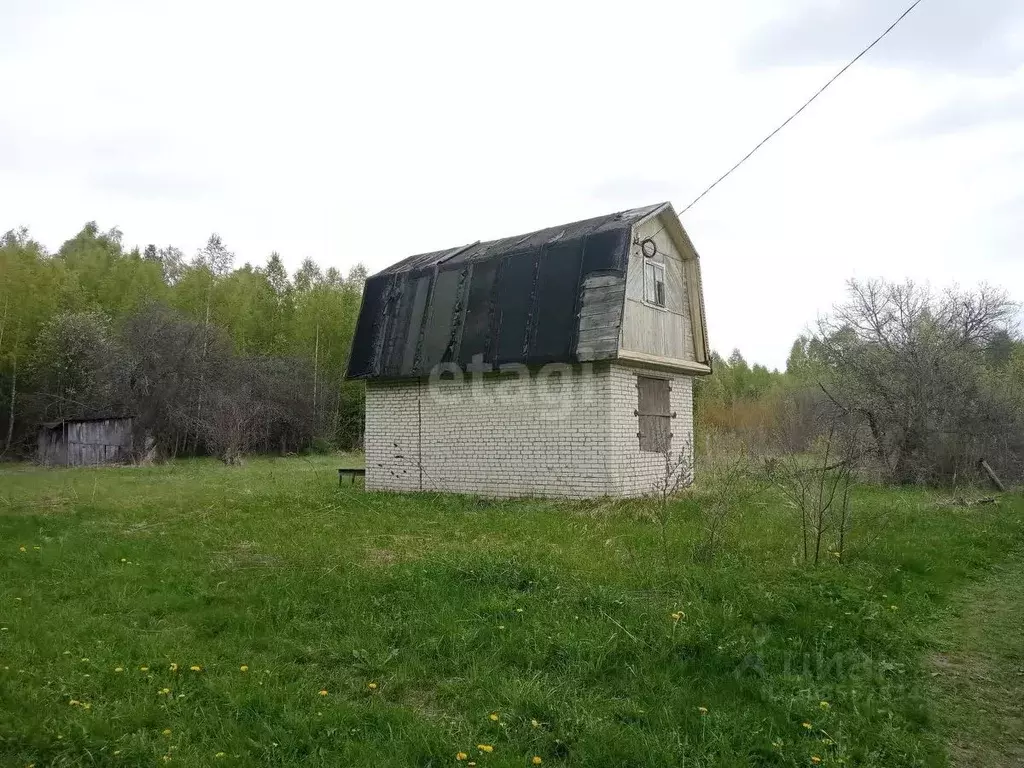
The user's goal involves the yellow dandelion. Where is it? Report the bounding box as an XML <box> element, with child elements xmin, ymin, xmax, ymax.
<box><xmin>488</xmin><ymin>712</ymin><xmax>499</xmax><ymax>722</ymax></box>
<box><xmin>516</xmin><ymin>608</ymin><xmax>524</xmax><ymax>613</ymax></box>
<box><xmin>671</xmin><ymin>612</ymin><xmax>683</xmax><ymax>621</ymax></box>
<box><xmin>802</xmin><ymin>722</ymin><xmax>813</xmax><ymax>729</ymax></box>
<box><xmin>113</xmin><ymin>751</ymin><xmax>121</xmax><ymax>755</ymax></box>
<box><xmin>811</xmin><ymin>758</ymin><xmax>821</xmax><ymax>765</ymax></box>
<box><xmin>81</xmin><ymin>658</ymin><xmax>90</xmax><ymax>662</ymax></box>
<box><xmin>819</xmin><ymin>700</ymin><xmax>830</xmax><ymax>710</ymax></box>
<box><xmin>456</xmin><ymin>753</ymin><xmax>468</xmax><ymax>761</ymax></box>
<box><xmin>190</xmin><ymin>665</ymin><xmax>201</xmax><ymax>672</ymax></box>
<box><xmin>531</xmin><ymin>719</ymin><xmax>540</xmax><ymax>728</ymax></box>
<box><xmin>215</xmin><ymin>753</ymin><xmax>226</xmax><ymax>759</ymax></box>
<box><xmin>69</xmin><ymin>700</ymin><xmax>80</xmax><ymax>706</ymax></box>
<box><xmin>162</xmin><ymin>756</ymin><xmax>171</xmax><ymax>763</ymax></box>
<box><xmin>19</xmin><ymin>546</ymin><xmax>26</xmax><ymax>552</ymax></box>
<box><xmin>82</xmin><ymin>702</ymin><xmax>91</xmax><ymax>710</ymax></box>
<box><xmin>477</xmin><ymin>744</ymin><xmax>494</xmax><ymax>753</ymax></box>
<box><xmin>169</xmin><ymin>663</ymin><xmax>178</xmax><ymax>672</ymax></box>
<box><xmin>120</xmin><ymin>558</ymin><xmax>127</xmax><ymax>563</ymax></box>
<box><xmin>319</xmin><ymin>689</ymin><xmax>328</xmax><ymax>696</ymax></box>
<box><xmin>697</xmin><ymin>706</ymin><xmax>708</xmax><ymax>715</ymax></box>
<box><xmin>140</xmin><ymin>666</ymin><xmax>149</xmax><ymax>672</ymax></box>
<box><xmin>114</xmin><ymin>667</ymin><xmax>124</xmax><ymax>673</ymax></box>
<box><xmin>890</xmin><ymin>605</ymin><xmax>898</xmax><ymax>611</ymax></box>
<box><xmin>159</xmin><ymin>687</ymin><xmax>171</xmax><ymax>695</ymax></box>
<box><xmin>239</xmin><ymin>665</ymin><xmax>248</xmax><ymax>673</ymax></box>
<box><xmin>532</xmin><ymin>757</ymin><xmax>543</xmax><ymax>765</ymax></box>
<box><xmin>162</xmin><ymin>729</ymin><xmax>172</xmax><ymax>736</ymax></box>
<box><xmin>367</xmin><ymin>682</ymin><xmax>378</xmax><ymax>690</ymax></box>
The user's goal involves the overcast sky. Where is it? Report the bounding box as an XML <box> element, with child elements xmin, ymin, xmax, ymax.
<box><xmin>1</xmin><ymin>0</ymin><xmax>1022</xmax><ymax>369</ymax></box>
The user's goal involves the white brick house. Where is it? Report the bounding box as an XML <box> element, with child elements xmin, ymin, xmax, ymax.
<box><xmin>347</xmin><ymin>202</ymin><xmax>711</xmax><ymax>498</ymax></box>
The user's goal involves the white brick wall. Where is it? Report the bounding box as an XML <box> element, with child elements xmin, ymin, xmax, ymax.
<box><xmin>364</xmin><ymin>363</ymin><xmax>695</xmax><ymax>498</ymax></box>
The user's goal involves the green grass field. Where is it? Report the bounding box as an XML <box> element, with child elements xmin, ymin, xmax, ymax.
<box><xmin>1</xmin><ymin>456</ymin><xmax>1021</xmax><ymax>767</ymax></box>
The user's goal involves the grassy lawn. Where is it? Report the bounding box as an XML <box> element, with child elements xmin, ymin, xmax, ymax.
<box><xmin>0</xmin><ymin>456</ymin><xmax>1021</xmax><ymax>767</ymax></box>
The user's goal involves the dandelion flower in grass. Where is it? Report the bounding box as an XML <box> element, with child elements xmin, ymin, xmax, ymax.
<box><xmin>82</xmin><ymin>702</ymin><xmax>91</xmax><ymax>710</ymax></box>
<box><xmin>802</xmin><ymin>722</ymin><xmax>813</xmax><ymax>730</ymax></box>
<box><xmin>215</xmin><ymin>753</ymin><xmax>226</xmax><ymax>759</ymax></box>
<box><xmin>477</xmin><ymin>744</ymin><xmax>493</xmax><ymax>753</ymax></box>
<box><xmin>69</xmin><ymin>700</ymin><xmax>80</xmax><ymax>706</ymax></box>
<box><xmin>114</xmin><ymin>667</ymin><xmax>124</xmax><ymax>673</ymax></box>
<box><xmin>162</xmin><ymin>729</ymin><xmax>172</xmax><ymax>737</ymax></box>
<box><xmin>190</xmin><ymin>665</ymin><xmax>201</xmax><ymax>672</ymax></box>
<box><xmin>140</xmin><ymin>666</ymin><xmax>149</xmax><ymax>672</ymax></box>
<box><xmin>532</xmin><ymin>757</ymin><xmax>543</xmax><ymax>765</ymax></box>
<box><xmin>671</xmin><ymin>612</ymin><xmax>684</xmax><ymax>621</ymax></box>
<box><xmin>819</xmin><ymin>700</ymin><xmax>830</xmax><ymax>711</ymax></box>
<box><xmin>890</xmin><ymin>605</ymin><xmax>898</xmax><ymax>611</ymax></box>
<box><xmin>169</xmin><ymin>663</ymin><xmax>178</xmax><ymax>672</ymax></box>
<box><xmin>319</xmin><ymin>689</ymin><xmax>329</xmax><ymax>696</ymax></box>
<box><xmin>19</xmin><ymin>546</ymin><xmax>26</xmax><ymax>552</ymax></box>
<box><xmin>456</xmin><ymin>752</ymin><xmax>468</xmax><ymax>761</ymax></box>
<box><xmin>159</xmin><ymin>687</ymin><xmax>171</xmax><ymax>695</ymax></box>
<box><xmin>531</xmin><ymin>719</ymin><xmax>540</xmax><ymax>728</ymax></box>
<box><xmin>367</xmin><ymin>682</ymin><xmax>378</xmax><ymax>690</ymax></box>
<box><xmin>81</xmin><ymin>658</ymin><xmax>90</xmax><ymax>663</ymax></box>
<box><xmin>697</xmin><ymin>706</ymin><xmax>708</xmax><ymax>715</ymax></box>
<box><xmin>239</xmin><ymin>665</ymin><xmax>248</xmax><ymax>673</ymax></box>
<box><xmin>488</xmin><ymin>712</ymin><xmax>499</xmax><ymax>722</ymax></box>
<box><xmin>811</xmin><ymin>758</ymin><xmax>822</xmax><ymax>765</ymax></box>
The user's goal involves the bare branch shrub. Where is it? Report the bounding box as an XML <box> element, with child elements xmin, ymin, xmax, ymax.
<box><xmin>814</xmin><ymin>279</ymin><xmax>1021</xmax><ymax>486</ymax></box>
<box><xmin>769</xmin><ymin>423</ymin><xmax>858</xmax><ymax>565</ymax></box>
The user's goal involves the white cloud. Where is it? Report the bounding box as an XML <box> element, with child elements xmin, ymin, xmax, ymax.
<box><xmin>1</xmin><ymin>0</ymin><xmax>1021</xmax><ymax>368</ymax></box>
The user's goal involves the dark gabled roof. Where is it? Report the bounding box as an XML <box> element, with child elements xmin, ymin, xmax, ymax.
<box><xmin>346</xmin><ymin>203</ymin><xmax>667</xmax><ymax>380</ymax></box>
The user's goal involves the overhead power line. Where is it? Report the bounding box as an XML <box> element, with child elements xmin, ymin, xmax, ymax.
<box><xmin>677</xmin><ymin>0</ymin><xmax>926</xmax><ymax>217</ymax></box>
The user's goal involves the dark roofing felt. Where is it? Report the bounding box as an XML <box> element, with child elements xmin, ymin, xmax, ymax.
<box><xmin>346</xmin><ymin>203</ymin><xmax>667</xmax><ymax>380</ymax></box>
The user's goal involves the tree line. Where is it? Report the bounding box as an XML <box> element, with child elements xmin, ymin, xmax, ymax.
<box><xmin>0</xmin><ymin>223</ymin><xmax>366</xmax><ymax>460</ymax></box>
<box><xmin>696</xmin><ymin>279</ymin><xmax>1024</xmax><ymax>486</ymax></box>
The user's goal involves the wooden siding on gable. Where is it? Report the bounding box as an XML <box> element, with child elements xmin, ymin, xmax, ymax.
<box><xmin>620</xmin><ymin>213</ymin><xmax>697</xmax><ymax>363</ymax></box>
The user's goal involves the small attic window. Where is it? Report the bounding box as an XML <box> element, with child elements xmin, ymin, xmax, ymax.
<box><xmin>644</xmin><ymin>261</ymin><xmax>666</xmax><ymax>308</ymax></box>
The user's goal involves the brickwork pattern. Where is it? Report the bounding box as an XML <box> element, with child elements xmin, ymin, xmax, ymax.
<box><xmin>364</xmin><ymin>363</ymin><xmax>694</xmax><ymax>498</ymax></box>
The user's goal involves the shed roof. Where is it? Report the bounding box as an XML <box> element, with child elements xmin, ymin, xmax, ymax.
<box><xmin>346</xmin><ymin>203</ymin><xmax>693</xmax><ymax>380</ymax></box>
<box><xmin>40</xmin><ymin>415</ymin><xmax>134</xmax><ymax>430</ymax></box>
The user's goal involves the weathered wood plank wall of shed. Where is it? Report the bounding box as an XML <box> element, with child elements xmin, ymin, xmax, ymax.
<box><xmin>620</xmin><ymin>214</ymin><xmax>696</xmax><ymax>362</ymax></box>
<box><xmin>37</xmin><ymin>418</ymin><xmax>137</xmax><ymax>467</ymax></box>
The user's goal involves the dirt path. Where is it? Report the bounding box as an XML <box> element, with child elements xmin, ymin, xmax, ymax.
<box><xmin>930</xmin><ymin>550</ymin><xmax>1024</xmax><ymax>767</ymax></box>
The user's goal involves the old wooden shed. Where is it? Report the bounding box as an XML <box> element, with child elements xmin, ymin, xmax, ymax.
<box><xmin>37</xmin><ymin>416</ymin><xmax>152</xmax><ymax>467</ymax></box>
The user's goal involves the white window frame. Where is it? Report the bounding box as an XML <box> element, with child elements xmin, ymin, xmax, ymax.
<box><xmin>643</xmin><ymin>260</ymin><xmax>667</xmax><ymax>310</ymax></box>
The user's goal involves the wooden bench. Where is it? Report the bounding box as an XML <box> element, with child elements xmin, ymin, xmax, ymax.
<box><xmin>338</xmin><ymin>467</ymin><xmax>366</xmax><ymax>485</ymax></box>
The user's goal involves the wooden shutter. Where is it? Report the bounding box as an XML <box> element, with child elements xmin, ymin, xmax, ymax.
<box><xmin>637</xmin><ymin>376</ymin><xmax>672</xmax><ymax>453</ymax></box>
